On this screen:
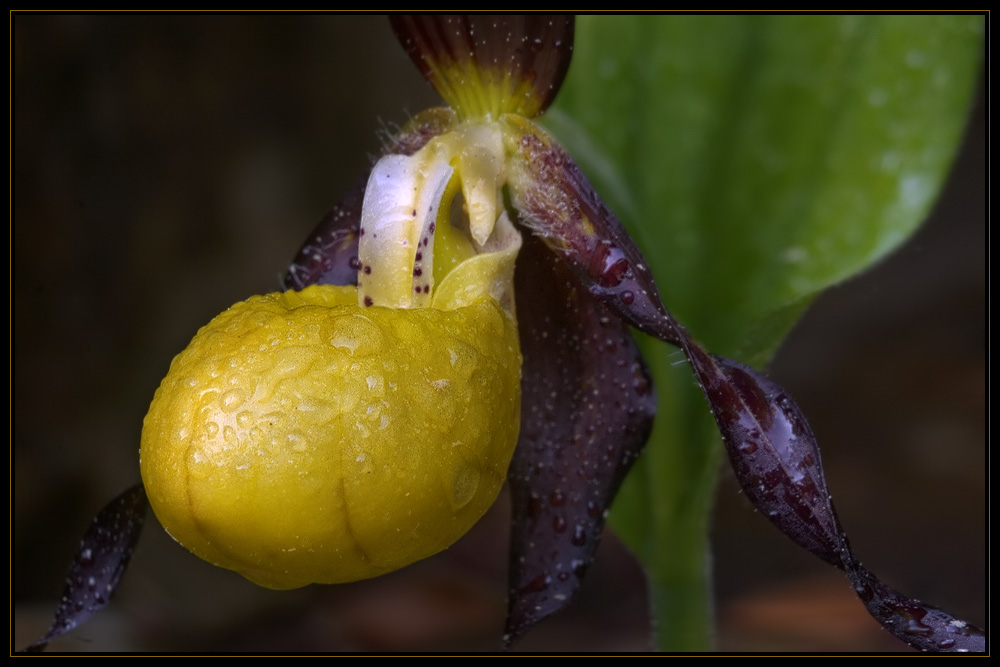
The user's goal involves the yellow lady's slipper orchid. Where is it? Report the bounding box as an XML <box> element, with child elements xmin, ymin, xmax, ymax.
<box><xmin>23</xmin><ymin>16</ymin><xmax>984</xmax><ymax>654</ymax></box>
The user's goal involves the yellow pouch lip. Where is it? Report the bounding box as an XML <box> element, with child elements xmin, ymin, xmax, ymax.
<box><xmin>140</xmin><ymin>286</ymin><xmax>521</xmax><ymax>590</ymax></box>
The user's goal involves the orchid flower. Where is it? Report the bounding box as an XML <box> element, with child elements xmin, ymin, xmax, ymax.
<box><xmin>19</xmin><ymin>16</ymin><xmax>984</xmax><ymax>652</ymax></box>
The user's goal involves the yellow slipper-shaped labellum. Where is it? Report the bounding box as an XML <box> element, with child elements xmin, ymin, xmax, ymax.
<box><xmin>140</xmin><ymin>285</ymin><xmax>520</xmax><ymax>589</ymax></box>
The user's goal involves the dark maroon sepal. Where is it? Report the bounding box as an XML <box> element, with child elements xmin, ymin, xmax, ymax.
<box><xmin>390</xmin><ymin>15</ymin><xmax>575</xmax><ymax>119</ymax></box>
<box><xmin>22</xmin><ymin>484</ymin><xmax>147</xmax><ymax>653</ymax></box>
<box><xmin>504</xmin><ymin>233</ymin><xmax>656</xmax><ymax>646</ymax></box>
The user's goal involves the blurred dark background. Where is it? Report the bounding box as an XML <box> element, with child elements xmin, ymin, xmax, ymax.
<box><xmin>13</xmin><ymin>16</ymin><xmax>984</xmax><ymax>652</ymax></box>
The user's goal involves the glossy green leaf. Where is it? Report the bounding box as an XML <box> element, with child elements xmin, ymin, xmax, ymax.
<box><xmin>545</xmin><ymin>15</ymin><xmax>982</xmax><ymax>650</ymax></box>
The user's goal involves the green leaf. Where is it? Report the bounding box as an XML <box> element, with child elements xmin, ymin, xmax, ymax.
<box><xmin>545</xmin><ymin>15</ymin><xmax>982</xmax><ymax>650</ymax></box>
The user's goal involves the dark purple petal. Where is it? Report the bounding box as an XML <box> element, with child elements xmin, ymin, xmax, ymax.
<box><xmin>504</xmin><ymin>116</ymin><xmax>680</xmax><ymax>347</ymax></box>
<box><xmin>391</xmin><ymin>15</ymin><xmax>575</xmax><ymax>120</ymax></box>
<box><xmin>506</xmin><ymin>120</ymin><xmax>983</xmax><ymax>648</ymax></box>
<box><xmin>505</xmin><ymin>233</ymin><xmax>656</xmax><ymax>646</ymax></box>
<box><xmin>677</xmin><ymin>328</ymin><xmax>984</xmax><ymax>652</ymax></box>
<box><xmin>848</xmin><ymin>567</ymin><xmax>986</xmax><ymax>653</ymax></box>
<box><xmin>685</xmin><ymin>347</ymin><xmax>844</xmax><ymax>567</ymax></box>
<box><xmin>23</xmin><ymin>484</ymin><xmax>147</xmax><ymax>653</ymax></box>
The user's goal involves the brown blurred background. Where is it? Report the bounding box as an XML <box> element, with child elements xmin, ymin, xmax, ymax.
<box><xmin>13</xmin><ymin>16</ymin><xmax>985</xmax><ymax>652</ymax></box>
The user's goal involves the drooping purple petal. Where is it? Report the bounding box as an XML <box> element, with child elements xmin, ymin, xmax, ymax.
<box><xmin>848</xmin><ymin>567</ymin><xmax>986</xmax><ymax>653</ymax></box>
<box><xmin>22</xmin><ymin>484</ymin><xmax>147</xmax><ymax>653</ymax></box>
<box><xmin>504</xmin><ymin>116</ymin><xmax>681</xmax><ymax>347</ymax></box>
<box><xmin>686</xmin><ymin>347</ymin><xmax>844</xmax><ymax>567</ymax></box>
<box><xmin>391</xmin><ymin>15</ymin><xmax>575</xmax><ymax>120</ymax></box>
<box><xmin>677</xmin><ymin>331</ymin><xmax>985</xmax><ymax>652</ymax></box>
<box><xmin>505</xmin><ymin>233</ymin><xmax>656</xmax><ymax>646</ymax></box>
<box><xmin>505</xmin><ymin>111</ymin><xmax>982</xmax><ymax>652</ymax></box>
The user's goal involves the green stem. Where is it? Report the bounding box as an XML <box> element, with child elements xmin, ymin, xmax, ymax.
<box><xmin>647</xmin><ymin>530</ymin><xmax>714</xmax><ymax>652</ymax></box>
<box><xmin>610</xmin><ymin>341</ymin><xmax>725</xmax><ymax>652</ymax></box>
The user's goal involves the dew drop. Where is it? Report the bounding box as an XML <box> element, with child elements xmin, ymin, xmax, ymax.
<box><xmin>329</xmin><ymin>315</ymin><xmax>383</xmax><ymax>356</ymax></box>
<box><xmin>331</xmin><ymin>336</ymin><xmax>359</xmax><ymax>353</ymax></box>
<box><xmin>451</xmin><ymin>464</ymin><xmax>480</xmax><ymax>509</ymax></box>
<box><xmin>220</xmin><ymin>389</ymin><xmax>245</xmax><ymax>413</ymax></box>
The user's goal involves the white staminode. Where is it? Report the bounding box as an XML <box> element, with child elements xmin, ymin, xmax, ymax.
<box><xmin>358</xmin><ymin>154</ymin><xmax>452</xmax><ymax>309</ymax></box>
<box><xmin>357</xmin><ymin>122</ymin><xmax>508</xmax><ymax>310</ymax></box>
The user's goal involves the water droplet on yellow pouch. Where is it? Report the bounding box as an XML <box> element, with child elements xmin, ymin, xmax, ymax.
<box><xmin>327</xmin><ymin>314</ymin><xmax>384</xmax><ymax>357</ymax></box>
<box><xmin>451</xmin><ymin>463</ymin><xmax>481</xmax><ymax>509</ymax></box>
<box><xmin>221</xmin><ymin>389</ymin><xmax>245</xmax><ymax>413</ymax></box>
